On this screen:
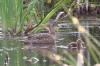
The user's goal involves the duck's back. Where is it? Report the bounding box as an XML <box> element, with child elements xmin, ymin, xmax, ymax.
<box><xmin>27</xmin><ymin>33</ymin><xmax>56</xmax><ymax>44</ymax></box>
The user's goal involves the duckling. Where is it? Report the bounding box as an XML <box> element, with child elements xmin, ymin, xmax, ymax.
<box><xmin>67</xmin><ymin>39</ymin><xmax>84</xmax><ymax>49</ymax></box>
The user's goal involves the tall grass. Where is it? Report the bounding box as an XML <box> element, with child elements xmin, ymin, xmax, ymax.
<box><xmin>0</xmin><ymin>0</ymin><xmax>100</xmax><ymax>66</ymax></box>
<box><xmin>54</xmin><ymin>0</ymin><xmax>100</xmax><ymax>65</ymax></box>
<box><xmin>0</xmin><ymin>0</ymin><xmax>70</xmax><ymax>36</ymax></box>
<box><xmin>0</xmin><ymin>0</ymin><xmax>23</xmax><ymax>34</ymax></box>
<box><xmin>71</xmin><ymin>16</ymin><xmax>100</xmax><ymax>66</ymax></box>
<box><xmin>0</xmin><ymin>0</ymin><xmax>38</xmax><ymax>35</ymax></box>
<box><xmin>24</xmin><ymin>0</ymin><xmax>68</xmax><ymax>34</ymax></box>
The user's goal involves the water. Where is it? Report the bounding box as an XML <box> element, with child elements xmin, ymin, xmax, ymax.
<box><xmin>0</xmin><ymin>26</ymin><xmax>100</xmax><ymax>66</ymax></box>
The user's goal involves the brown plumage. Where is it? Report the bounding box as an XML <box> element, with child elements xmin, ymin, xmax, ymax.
<box><xmin>67</xmin><ymin>39</ymin><xmax>84</xmax><ymax>49</ymax></box>
<box><xmin>23</xmin><ymin>21</ymin><xmax>59</xmax><ymax>48</ymax></box>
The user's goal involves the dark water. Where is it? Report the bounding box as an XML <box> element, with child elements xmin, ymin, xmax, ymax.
<box><xmin>0</xmin><ymin>26</ymin><xmax>100</xmax><ymax>66</ymax></box>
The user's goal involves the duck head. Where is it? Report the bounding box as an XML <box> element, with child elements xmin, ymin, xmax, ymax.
<box><xmin>76</xmin><ymin>39</ymin><xmax>84</xmax><ymax>48</ymax></box>
<box><xmin>45</xmin><ymin>21</ymin><xmax>60</xmax><ymax>35</ymax></box>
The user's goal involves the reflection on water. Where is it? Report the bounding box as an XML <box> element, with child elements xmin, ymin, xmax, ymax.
<box><xmin>4</xmin><ymin>52</ymin><xmax>9</xmax><ymax>66</ymax></box>
<box><xmin>0</xmin><ymin>26</ymin><xmax>100</xmax><ymax>66</ymax></box>
<box><xmin>77</xmin><ymin>48</ymin><xmax>84</xmax><ymax>66</ymax></box>
<box><xmin>0</xmin><ymin>37</ymin><xmax>78</xmax><ymax>66</ymax></box>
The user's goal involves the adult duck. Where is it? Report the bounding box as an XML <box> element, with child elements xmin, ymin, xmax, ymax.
<box><xmin>23</xmin><ymin>21</ymin><xmax>59</xmax><ymax>48</ymax></box>
<box><xmin>67</xmin><ymin>39</ymin><xmax>84</xmax><ymax>49</ymax></box>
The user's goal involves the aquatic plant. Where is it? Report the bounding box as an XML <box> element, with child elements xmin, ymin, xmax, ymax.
<box><xmin>0</xmin><ymin>0</ymin><xmax>37</xmax><ymax>36</ymax></box>
<box><xmin>71</xmin><ymin>16</ymin><xmax>100</xmax><ymax>66</ymax></box>
<box><xmin>0</xmin><ymin>0</ymin><xmax>69</xmax><ymax>36</ymax></box>
<box><xmin>0</xmin><ymin>0</ymin><xmax>100</xmax><ymax>66</ymax></box>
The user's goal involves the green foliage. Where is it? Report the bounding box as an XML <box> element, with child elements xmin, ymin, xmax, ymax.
<box><xmin>24</xmin><ymin>0</ymin><xmax>68</xmax><ymax>34</ymax></box>
<box><xmin>0</xmin><ymin>0</ymin><xmax>100</xmax><ymax>66</ymax></box>
<box><xmin>0</xmin><ymin>0</ymin><xmax>68</xmax><ymax>35</ymax></box>
<box><xmin>0</xmin><ymin>0</ymin><xmax>37</xmax><ymax>35</ymax></box>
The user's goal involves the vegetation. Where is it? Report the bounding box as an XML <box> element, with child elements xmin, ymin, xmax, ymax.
<box><xmin>0</xmin><ymin>0</ymin><xmax>99</xmax><ymax>35</ymax></box>
<box><xmin>0</xmin><ymin>0</ymin><xmax>68</xmax><ymax>36</ymax></box>
<box><xmin>0</xmin><ymin>0</ymin><xmax>100</xmax><ymax>66</ymax></box>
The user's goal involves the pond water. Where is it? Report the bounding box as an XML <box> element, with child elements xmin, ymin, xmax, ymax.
<box><xmin>0</xmin><ymin>26</ymin><xmax>100</xmax><ymax>66</ymax></box>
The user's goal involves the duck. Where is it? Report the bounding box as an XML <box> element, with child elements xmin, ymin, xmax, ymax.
<box><xmin>67</xmin><ymin>39</ymin><xmax>84</xmax><ymax>49</ymax></box>
<box><xmin>23</xmin><ymin>21</ymin><xmax>59</xmax><ymax>48</ymax></box>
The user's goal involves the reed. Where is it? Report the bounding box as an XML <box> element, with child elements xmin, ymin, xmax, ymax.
<box><xmin>0</xmin><ymin>0</ymin><xmax>69</xmax><ymax>36</ymax></box>
<box><xmin>0</xmin><ymin>0</ymin><xmax>38</xmax><ymax>35</ymax></box>
<box><xmin>24</xmin><ymin>0</ymin><xmax>68</xmax><ymax>34</ymax></box>
<box><xmin>57</xmin><ymin>0</ymin><xmax>100</xmax><ymax>64</ymax></box>
<box><xmin>71</xmin><ymin>16</ymin><xmax>100</xmax><ymax>66</ymax></box>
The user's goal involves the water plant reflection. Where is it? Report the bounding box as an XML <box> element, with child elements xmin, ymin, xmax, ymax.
<box><xmin>23</xmin><ymin>42</ymin><xmax>69</xmax><ymax>66</ymax></box>
<box><xmin>4</xmin><ymin>52</ymin><xmax>9</xmax><ymax>66</ymax></box>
